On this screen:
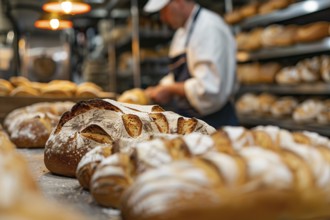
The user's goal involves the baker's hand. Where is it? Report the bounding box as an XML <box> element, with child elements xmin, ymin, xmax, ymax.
<box><xmin>145</xmin><ymin>85</ymin><xmax>173</xmax><ymax>105</ymax></box>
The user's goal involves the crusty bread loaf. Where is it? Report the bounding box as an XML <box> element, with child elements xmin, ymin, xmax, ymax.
<box><xmin>76</xmin><ymin>82</ymin><xmax>103</xmax><ymax>98</ymax></box>
<box><xmin>261</xmin><ymin>25</ymin><xmax>297</xmax><ymax>48</ymax></box>
<box><xmin>76</xmin><ymin>145</ymin><xmax>113</xmax><ymax>189</ymax></box>
<box><xmin>9</xmin><ymin>76</ymin><xmax>32</xmax><ymax>88</ymax></box>
<box><xmin>270</xmin><ymin>96</ymin><xmax>298</xmax><ymax>118</ymax></box>
<box><xmin>295</xmin><ymin>21</ymin><xmax>330</xmax><ymax>43</ymax></box>
<box><xmin>10</xmin><ymin>86</ymin><xmax>41</xmax><ymax>97</ymax></box>
<box><xmin>224</xmin><ymin>10</ymin><xmax>243</xmax><ymax>25</ymax></box>
<box><xmin>4</xmin><ymin>102</ymin><xmax>75</xmax><ymax>148</ymax></box>
<box><xmin>0</xmin><ymin>79</ymin><xmax>14</xmax><ymax>96</ymax></box>
<box><xmin>118</xmin><ymin>88</ymin><xmax>150</xmax><ymax>105</ymax></box>
<box><xmin>88</xmin><ymin>132</ymin><xmax>221</xmax><ymax>208</ymax></box>
<box><xmin>121</xmin><ymin>125</ymin><xmax>330</xmax><ymax>220</ymax></box>
<box><xmin>45</xmin><ymin>99</ymin><xmax>215</xmax><ymax>177</ymax></box>
<box><xmin>293</xmin><ymin>99</ymin><xmax>325</xmax><ymax>123</ymax></box>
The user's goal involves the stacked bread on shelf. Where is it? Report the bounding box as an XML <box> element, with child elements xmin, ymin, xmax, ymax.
<box><xmin>224</xmin><ymin>0</ymin><xmax>295</xmax><ymax>25</ymax></box>
<box><xmin>236</xmin><ymin>93</ymin><xmax>330</xmax><ymax>124</ymax></box>
<box><xmin>237</xmin><ymin>55</ymin><xmax>330</xmax><ymax>85</ymax></box>
<box><xmin>0</xmin><ymin>125</ymin><xmax>89</xmax><ymax>220</ymax></box>
<box><xmin>44</xmin><ymin>99</ymin><xmax>215</xmax><ymax>177</ymax></box>
<box><xmin>236</xmin><ymin>21</ymin><xmax>330</xmax><ymax>51</ymax></box>
<box><xmin>3</xmin><ymin>101</ymin><xmax>75</xmax><ymax>148</ymax></box>
<box><xmin>0</xmin><ymin>76</ymin><xmax>113</xmax><ymax>98</ymax></box>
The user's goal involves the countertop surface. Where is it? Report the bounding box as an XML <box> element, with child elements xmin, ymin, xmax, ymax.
<box><xmin>18</xmin><ymin>148</ymin><xmax>121</xmax><ymax>220</ymax></box>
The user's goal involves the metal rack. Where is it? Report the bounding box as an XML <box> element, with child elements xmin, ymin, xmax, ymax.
<box><xmin>238</xmin><ymin>0</ymin><xmax>330</xmax><ymax>30</ymax></box>
<box><xmin>237</xmin><ymin>37</ymin><xmax>330</xmax><ymax>62</ymax></box>
<box><xmin>234</xmin><ymin>0</ymin><xmax>330</xmax><ymax>134</ymax></box>
<box><xmin>238</xmin><ymin>83</ymin><xmax>330</xmax><ymax>96</ymax></box>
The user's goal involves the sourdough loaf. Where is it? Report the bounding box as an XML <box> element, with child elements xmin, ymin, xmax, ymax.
<box><xmin>45</xmin><ymin>99</ymin><xmax>215</xmax><ymax>177</ymax></box>
<box><xmin>4</xmin><ymin>102</ymin><xmax>74</xmax><ymax>148</ymax></box>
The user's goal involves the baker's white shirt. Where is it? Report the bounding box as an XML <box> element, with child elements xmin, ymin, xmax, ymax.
<box><xmin>160</xmin><ymin>5</ymin><xmax>237</xmax><ymax>116</ymax></box>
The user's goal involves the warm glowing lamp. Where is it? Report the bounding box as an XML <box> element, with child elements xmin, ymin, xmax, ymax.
<box><xmin>34</xmin><ymin>13</ymin><xmax>73</xmax><ymax>30</ymax></box>
<box><xmin>42</xmin><ymin>0</ymin><xmax>91</xmax><ymax>15</ymax></box>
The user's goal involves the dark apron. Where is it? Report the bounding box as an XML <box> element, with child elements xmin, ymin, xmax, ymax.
<box><xmin>169</xmin><ymin>7</ymin><xmax>238</xmax><ymax>129</ymax></box>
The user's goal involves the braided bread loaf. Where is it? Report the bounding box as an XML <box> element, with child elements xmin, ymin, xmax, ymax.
<box><xmin>45</xmin><ymin>99</ymin><xmax>215</xmax><ymax>177</ymax></box>
<box><xmin>4</xmin><ymin>101</ymin><xmax>74</xmax><ymax>148</ymax></box>
<box><xmin>120</xmin><ymin>126</ymin><xmax>330</xmax><ymax>220</ymax></box>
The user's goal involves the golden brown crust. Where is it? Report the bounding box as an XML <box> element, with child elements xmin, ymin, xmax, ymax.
<box><xmin>149</xmin><ymin>113</ymin><xmax>169</xmax><ymax>133</ymax></box>
<box><xmin>177</xmin><ymin>117</ymin><xmax>198</xmax><ymax>135</ymax></box>
<box><xmin>0</xmin><ymin>79</ymin><xmax>14</xmax><ymax>96</ymax></box>
<box><xmin>10</xmin><ymin>86</ymin><xmax>40</xmax><ymax>97</ymax></box>
<box><xmin>80</xmin><ymin>124</ymin><xmax>113</xmax><ymax>144</ymax></box>
<box><xmin>122</xmin><ymin>114</ymin><xmax>143</xmax><ymax>137</ymax></box>
<box><xmin>295</xmin><ymin>21</ymin><xmax>330</xmax><ymax>43</ymax></box>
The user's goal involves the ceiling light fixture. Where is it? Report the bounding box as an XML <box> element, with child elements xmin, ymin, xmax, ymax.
<box><xmin>34</xmin><ymin>13</ymin><xmax>73</xmax><ymax>30</ymax></box>
<box><xmin>42</xmin><ymin>0</ymin><xmax>91</xmax><ymax>15</ymax></box>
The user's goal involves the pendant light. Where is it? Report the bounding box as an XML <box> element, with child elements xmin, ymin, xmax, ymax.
<box><xmin>42</xmin><ymin>0</ymin><xmax>91</xmax><ymax>15</ymax></box>
<box><xmin>34</xmin><ymin>13</ymin><xmax>73</xmax><ymax>30</ymax></box>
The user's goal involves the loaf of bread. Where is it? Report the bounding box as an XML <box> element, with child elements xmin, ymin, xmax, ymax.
<box><xmin>295</xmin><ymin>21</ymin><xmax>330</xmax><ymax>43</ymax></box>
<box><xmin>0</xmin><ymin>79</ymin><xmax>14</xmax><ymax>96</ymax></box>
<box><xmin>76</xmin><ymin>82</ymin><xmax>103</xmax><ymax>98</ymax></box>
<box><xmin>293</xmin><ymin>99</ymin><xmax>325</xmax><ymax>123</ymax></box>
<box><xmin>257</xmin><ymin>93</ymin><xmax>277</xmax><ymax>115</ymax></box>
<box><xmin>270</xmin><ymin>96</ymin><xmax>298</xmax><ymax>117</ymax></box>
<box><xmin>235</xmin><ymin>93</ymin><xmax>260</xmax><ymax>114</ymax></box>
<box><xmin>261</xmin><ymin>25</ymin><xmax>297</xmax><ymax>48</ymax></box>
<box><xmin>87</xmin><ymin>132</ymin><xmax>226</xmax><ymax>208</ymax></box>
<box><xmin>118</xmin><ymin>88</ymin><xmax>150</xmax><ymax>105</ymax></box>
<box><xmin>121</xmin><ymin>125</ymin><xmax>330</xmax><ymax>220</ymax></box>
<box><xmin>236</xmin><ymin>28</ymin><xmax>263</xmax><ymax>51</ymax></box>
<box><xmin>4</xmin><ymin>102</ymin><xmax>74</xmax><ymax>148</ymax></box>
<box><xmin>224</xmin><ymin>10</ymin><xmax>243</xmax><ymax>25</ymax></box>
<box><xmin>45</xmin><ymin>99</ymin><xmax>215</xmax><ymax>177</ymax></box>
<box><xmin>10</xmin><ymin>86</ymin><xmax>41</xmax><ymax>97</ymax></box>
<box><xmin>76</xmin><ymin>145</ymin><xmax>113</xmax><ymax>189</ymax></box>
<box><xmin>275</xmin><ymin>66</ymin><xmax>301</xmax><ymax>85</ymax></box>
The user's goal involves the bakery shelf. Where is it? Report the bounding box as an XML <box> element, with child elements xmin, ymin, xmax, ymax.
<box><xmin>238</xmin><ymin>83</ymin><xmax>330</xmax><ymax>95</ymax></box>
<box><xmin>237</xmin><ymin>37</ymin><xmax>330</xmax><ymax>62</ymax></box>
<box><xmin>238</xmin><ymin>114</ymin><xmax>330</xmax><ymax>137</ymax></box>
<box><xmin>116</xmin><ymin>30</ymin><xmax>173</xmax><ymax>54</ymax></box>
<box><xmin>238</xmin><ymin>0</ymin><xmax>330</xmax><ymax>30</ymax></box>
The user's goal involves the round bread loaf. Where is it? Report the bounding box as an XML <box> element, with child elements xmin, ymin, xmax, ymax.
<box><xmin>45</xmin><ymin>99</ymin><xmax>215</xmax><ymax>177</ymax></box>
<box><xmin>4</xmin><ymin>102</ymin><xmax>75</xmax><ymax>148</ymax></box>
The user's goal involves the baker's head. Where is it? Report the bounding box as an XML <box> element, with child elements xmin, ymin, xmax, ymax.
<box><xmin>144</xmin><ymin>0</ymin><xmax>195</xmax><ymax>29</ymax></box>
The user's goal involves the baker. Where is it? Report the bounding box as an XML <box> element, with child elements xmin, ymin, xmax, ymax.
<box><xmin>144</xmin><ymin>0</ymin><xmax>238</xmax><ymax>128</ymax></box>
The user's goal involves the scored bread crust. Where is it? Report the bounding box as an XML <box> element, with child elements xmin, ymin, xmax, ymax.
<box><xmin>45</xmin><ymin>99</ymin><xmax>215</xmax><ymax>177</ymax></box>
